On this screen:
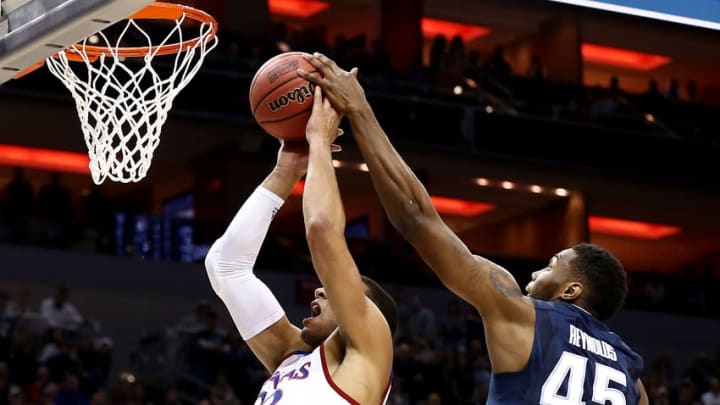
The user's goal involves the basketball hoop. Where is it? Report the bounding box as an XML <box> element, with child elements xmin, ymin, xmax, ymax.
<box><xmin>42</xmin><ymin>2</ymin><xmax>219</xmax><ymax>184</ymax></box>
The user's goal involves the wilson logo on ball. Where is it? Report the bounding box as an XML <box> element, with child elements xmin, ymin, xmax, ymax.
<box><xmin>267</xmin><ymin>60</ymin><xmax>299</xmax><ymax>84</ymax></box>
<box><xmin>267</xmin><ymin>83</ymin><xmax>315</xmax><ymax>112</ymax></box>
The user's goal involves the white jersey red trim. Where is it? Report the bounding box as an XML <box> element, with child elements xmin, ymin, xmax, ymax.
<box><xmin>254</xmin><ymin>342</ymin><xmax>391</xmax><ymax>404</ymax></box>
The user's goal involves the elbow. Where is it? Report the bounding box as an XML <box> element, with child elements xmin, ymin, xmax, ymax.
<box><xmin>305</xmin><ymin>217</ymin><xmax>340</xmax><ymax>249</ymax></box>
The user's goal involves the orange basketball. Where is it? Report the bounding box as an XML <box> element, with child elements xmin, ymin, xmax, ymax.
<box><xmin>249</xmin><ymin>52</ymin><xmax>318</xmax><ymax>141</ymax></box>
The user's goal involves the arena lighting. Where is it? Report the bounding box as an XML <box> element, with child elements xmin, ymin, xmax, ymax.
<box><xmin>268</xmin><ymin>0</ymin><xmax>330</xmax><ymax>18</ymax></box>
<box><xmin>291</xmin><ymin>180</ymin><xmax>495</xmax><ymax>217</ymax></box>
<box><xmin>429</xmin><ymin>196</ymin><xmax>495</xmax><ymax>217</ymax></box>
<box><xmin>588</xmin><ymin>216</ymin><xmax>681</xmax><ymax>239</ymax></box>
<box><xmin>421</xmin><ymin>18</ymin><xmax>491</xmax><ymax>42</ymax></box>
<box><xmin>0</xmin><ymin>144</ymin><xmax>89</xmax><ymax>174</ymax></box>
<box><xmin>581</xmin><ymin>43</ymin><xmax>671</xmax><ymax>71</ymax></box>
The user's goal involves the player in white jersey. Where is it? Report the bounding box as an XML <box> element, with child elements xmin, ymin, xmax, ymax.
<box><xmin>205</xmin><ymin>85</ymin><xmax>397</xmax><ymax>405</ymax></box>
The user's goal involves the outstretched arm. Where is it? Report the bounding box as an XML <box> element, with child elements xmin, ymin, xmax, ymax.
<box><xmin>299</xmin><ymin>54</ymin><xmax>531</xmax><ymax>321</ymax></box>
<box><xmin>299</xmin><ymin>54</ymin><xmax>534</xmax><ymax>372</ymax></box>
<box><xmin>205</xmin><ymin>143</ymin><xmax>311</xmax><ymax>372</ymax></box>
<box><xmin>303</xmin><ymin>86</ymin><xmax>393</xmax><ymax>364</ymax></box>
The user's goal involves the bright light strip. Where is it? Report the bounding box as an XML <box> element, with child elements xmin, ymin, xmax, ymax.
<box><xmin>589</xmin><ymin>216</ymin><xmax>681</xmax><ymax>239</ymax></box>
<box><xmin>0</xmin><ymin>144</ymin><xmax>89</xmax><ymax>174</ymax></box>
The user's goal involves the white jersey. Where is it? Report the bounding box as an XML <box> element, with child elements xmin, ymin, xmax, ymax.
<box><xmin>254</xmin><ymin>342</ymin><xmax>391</xmax><ymax>405</ymax></box>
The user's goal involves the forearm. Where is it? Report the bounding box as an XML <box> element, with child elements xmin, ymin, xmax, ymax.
<box><xmin>205</xmin><ymin>176</ymin><xmax>289</xmax><ymax>340</ymax></box>
<box><xmin>303</xmin><ymin>137</ymin><xmax>376</xmax><ymax>350</ymax></box>
<box><xmin>261</xmin><ymin>166</ymin><xmax>304</xmax><ymax>200</ymax></box>
<box><xmin>216</xmin><ymin>167</ymin><xmax>301</xmax><ymax>262</ymax></box>
<box><xmin>348</xmin><ymin>106</ymin><xmax>437</xmax><ymax>232</ymax></box>
<box><xmin>303</xmin><ymin>139</ymin><xmax>345</xmax><ymax>234</ymax></box>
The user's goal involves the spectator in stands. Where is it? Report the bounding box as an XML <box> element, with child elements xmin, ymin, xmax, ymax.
<box><xmin>0</xmin><ymin>292</ymin><xmax>14</xmax><ymax>362</ymax></box>
<box><xmin>185</xmin><ymin>309</ymin><xmax>229</xmax><ymax>386</ymax></box>
<box><xmin>174</xmin><ymin>301</ymin><xmax>213</xmax><ymax>334</ymax></box>
<box><xmin>428</xmin><ymin>35</ymin><xmax>448</xmax><ymax>80</ymax></box>
<box><xmin>525</xmin><ymin>54</ymin><xmax>546</xmax><ymax>80</ymax></box>
<box><xmin>54</xmin><ymin>373</ymin><xmax>89</xmax><ymax>405</ymax></box>
<box><xmin>2</xmin><ymin>167</ymin><xmax>34</xmax><ymax>243</ymax></box>
<box><xmin>446</xmin><ymin>35</ymin><xmax>470</xmax><ymax>79</ymax></box>
<box><xmin>25</xmin><ymin>366</ymin><xmax>51</xmax><ymax>404</ymax></box>
<box><xmin>485</xmin><ymin>45</ymin><xmax>512</xmax><ymax>75</ymax></box>
<box><xmin>39</xmin><ymin>285</ymin><xmax>83</xmax><ymax>332</ymax></box>
<box><xmin>37</xmin><ymin>172</ymin><xmax>73</xmax><ymax>247</ymax></box>
<box><xmin>664</xmin><ymin>78</ymin><xmax>681</xmax><ymax>101</ymax></box>
<box><xmin>209</xmin><ymin>374</ymin><xmax>240</xmax><ymax>405</ymax></box>
<box><xmin>439</xmin><ymin>300</ymin><xmax>466</xmax><ymax>350</ymax></box>
<box><xmin>80</xmin><ymin>185</ymin><xmax>114</xmax><ymax>253</ymax></box>
<box><xmin>407</xmin><ymin>295</ymin><xmax>438</xmax><ymax>348</ymax></box>
<box><xmin>6</xmin><ymin>288</ymin><xmax>35</xmax><ymax>319</ymax></box>
<box><xmin>652</xmin><ymin>384</ymin><xmax>671</xmax><ymax>405</ymax></box>
<box><xmin>702</xmin><ymin>377</ymin><xmax>720</xmax><ymax>405</ymax></box>
<box><xmin>642</xmin><ymin>79</ymin><xmax>665</xmax><ymax>112</ymax></box>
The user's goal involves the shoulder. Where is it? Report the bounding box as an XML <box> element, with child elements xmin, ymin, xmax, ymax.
<box><xmin>608</xmin><ymin>331</ymin><xmax>644</xmax><ymax>365</ymax></box>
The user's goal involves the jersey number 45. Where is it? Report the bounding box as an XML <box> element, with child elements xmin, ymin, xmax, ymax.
<box><xmin>541</xmin><ymin>351</ymin><xmax>628</xmax><ymax>405</ymax></box>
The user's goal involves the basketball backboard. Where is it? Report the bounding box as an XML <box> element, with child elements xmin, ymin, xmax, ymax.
<box><xmin>0</xmin><ymin>0</ymin><xmax>154</xmax><ymax>85</ymax></box>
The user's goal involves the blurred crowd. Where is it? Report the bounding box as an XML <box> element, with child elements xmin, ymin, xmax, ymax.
<box><xmin>0</xmin><ymin>285</ymin><xmax>113</xmax><ymax>405</ymax></box>
<box><xmin>7</xmin><ymin>290</ymin><xmax>710</xmax><ymax>405</ymax></box>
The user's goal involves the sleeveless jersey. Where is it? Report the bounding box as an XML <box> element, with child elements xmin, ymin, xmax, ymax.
<box><xmin>254</xmin><ymin>342</ymin><xmax>391</xmax><ymax>405</ymax></box>
<box><xmin>489</xmin><ymin>300</ymin><xmax>644</xmax><ymax>405</ymax></box>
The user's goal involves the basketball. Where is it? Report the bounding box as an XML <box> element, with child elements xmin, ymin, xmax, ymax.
<box><xmin>249</xmin><ymin>52</ymin><xmax>318</xmax><ymax>141</ymax></box>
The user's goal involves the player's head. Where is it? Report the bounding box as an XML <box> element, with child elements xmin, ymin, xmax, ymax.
<box><xmin>525</xmin><ymin>243</ymin><xmax>627</xmax><ymax>321</ymax></box>
<box><xmin>300</xmin><ymin>276</ymin><xmax>399</xmax><ymax>347</ymax></box>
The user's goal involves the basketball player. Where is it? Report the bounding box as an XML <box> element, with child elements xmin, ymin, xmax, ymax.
<box><xmin>204</xmin><ymin>85</ymin><xmax>396</xmax><ymax>405</ymax></box>
<box><xmin>299</xmin><ymin>53</ymin><xmax>649</xmax><ymax>405</ymax></box>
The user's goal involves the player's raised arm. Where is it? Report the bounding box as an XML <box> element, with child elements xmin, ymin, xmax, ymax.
<box><xmin>204</xmin><ymin>142</ymin><xmax>311</xmax><ymax>372</ymax></box>
<box><xmin>302</xmin><ymin>86</ymin><xmax>393</xmax><ymax>363</ymax></box>
<box><xmin>298</xmin><ymin>54</ymin><xmax>532</xmax><ymax>325</ymax></box>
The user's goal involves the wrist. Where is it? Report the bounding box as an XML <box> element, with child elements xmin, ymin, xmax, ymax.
<box><xmin>271</xmin><ymin>165</ymin><xmax>305</xmax><ymax>181</ymax></box>
<box><xmin>347</xmin><ymin>102</ymin><xmax>373</xmax><ymax>121</ymax></box>
<box><xmin>307</xmin><ymin>136</ymin><xmax>333</xmax><ymax>149</ymax></box>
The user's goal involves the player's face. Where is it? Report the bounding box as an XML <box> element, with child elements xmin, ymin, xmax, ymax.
<box><xmin>300</xmin><ymin>287</ymin><xmax>338</xmax><ymax>347</ymax></box>
<box><xmin>526</xmin><ymin>248</ymin><xmax>578</xmax><ymax>301</ymax></box>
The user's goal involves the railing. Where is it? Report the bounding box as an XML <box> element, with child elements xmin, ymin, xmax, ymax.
<box><xmin>1</xmin><ymin>54</ymin><xmax>718</xmax><ymax>185</ymax></box>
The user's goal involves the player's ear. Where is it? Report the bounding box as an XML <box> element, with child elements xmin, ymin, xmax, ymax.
<box><xmin>559</xmin><ymin>281</ymin><xmax>583</xmax><ymax>301</ymax></box>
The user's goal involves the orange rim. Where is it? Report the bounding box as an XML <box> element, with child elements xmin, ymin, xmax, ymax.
<box><xmin>13</xmin><ymin>2</ymin><xmax>218</xmax><ymax>78</ymax></box>
<box><xmin>68</xmin><ymin>2</ymin><xmax>218</xmax><ymax>61</ymax></box>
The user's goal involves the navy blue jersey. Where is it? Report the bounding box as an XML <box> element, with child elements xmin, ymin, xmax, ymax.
<box><xmin>488</xmin><ymin>300</ymin><xmax>643</xmax><ymax>405</ymax></box>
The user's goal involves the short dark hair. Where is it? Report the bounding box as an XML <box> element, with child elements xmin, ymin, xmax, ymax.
<box><xmin>361</xmin><ymin>276</ymin><xmax>399</xmax><ymax>338</ymax></box>
<box><xmin>570</xmin><ymin>243</ymin><xmax>627</xmax><ymax>321</ymax></box>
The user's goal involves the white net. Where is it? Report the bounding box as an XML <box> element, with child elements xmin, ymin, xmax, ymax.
<box><xmin>45</xmin><ymin>9</ymin><xmax>218</xmax><ymax>184</ymax></box>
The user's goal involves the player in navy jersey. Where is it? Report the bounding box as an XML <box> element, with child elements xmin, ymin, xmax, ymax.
<box><xmin>299</xmin><ymin>53</ymin><xmax>649</xmax><ymax>405</ymax></box>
